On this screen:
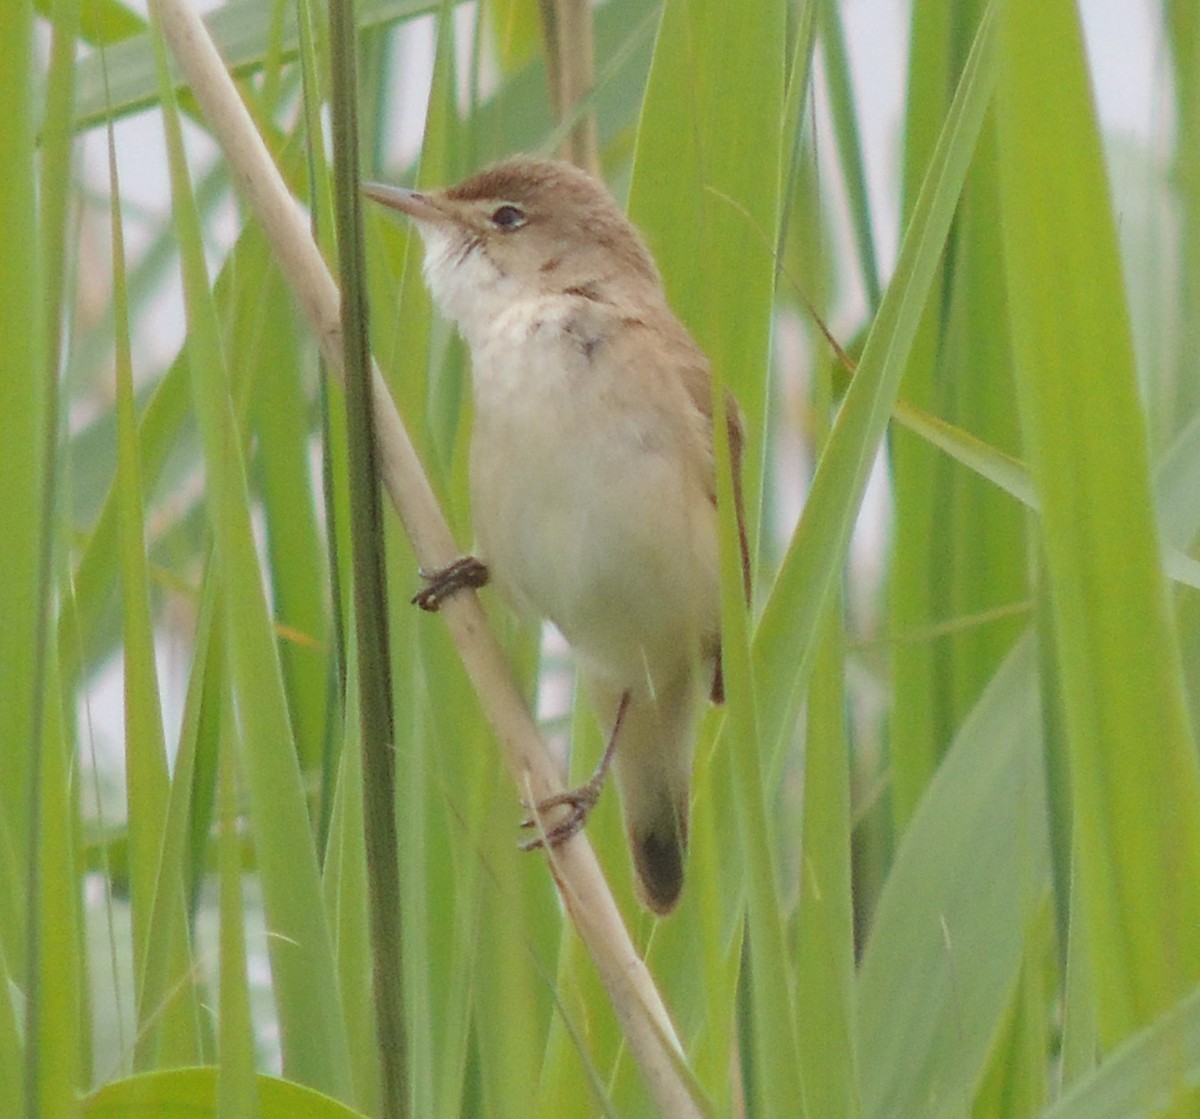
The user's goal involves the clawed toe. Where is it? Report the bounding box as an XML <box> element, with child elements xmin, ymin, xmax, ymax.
<box><xmin>513</xmin><ymin>691</ymin><xmax>628</xmax><ymax>854</ymax></box>
<box><xmin>518</xmin><ymin>782</ymin><xmax>602</xmax><ymax>851</ymax></box>
<box><xmin>411</xmin><ymin>556</ymin><xmax>489</xmax><ymax>611</ymax></box>
<box><xmin>517</xmin><ymin>690</ymin><xmax>631</xmax><ymax>853</ymax></box>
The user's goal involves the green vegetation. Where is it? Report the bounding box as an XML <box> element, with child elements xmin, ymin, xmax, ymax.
<box><xmin>5</xmin><ymin>0</ymin><xmax>1200</xmax><ymax>1115</ymax></box>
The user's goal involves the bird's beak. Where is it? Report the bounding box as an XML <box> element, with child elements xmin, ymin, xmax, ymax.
<box><xmin>362</xmin><ymin>182</ymin><xmax>442</xmax><ymax>223</ymax></box>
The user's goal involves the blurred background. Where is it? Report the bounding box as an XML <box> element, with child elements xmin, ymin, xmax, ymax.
<box><xmin>8</xmin><ymin>1</ymin><xmax>1199</xmax><ymax>1116</ymax></box>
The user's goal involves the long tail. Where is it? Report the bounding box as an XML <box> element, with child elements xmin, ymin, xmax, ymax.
<box><xmin>589</xmin><ymin>673</ymin><xmax>698</xmax><ymax>914</ymax></box>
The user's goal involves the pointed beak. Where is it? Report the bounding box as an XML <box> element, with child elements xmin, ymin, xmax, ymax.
<box><xmin>362</xmin><ymin>181</ymin><xmax>443</xmax><ymax>224</ymax></box>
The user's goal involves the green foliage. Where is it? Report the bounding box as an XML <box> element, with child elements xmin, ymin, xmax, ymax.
<box><xmin>7</xmin><ymin>0</ymin><xmax>1200</xmax><ymax>1115</ymax></box>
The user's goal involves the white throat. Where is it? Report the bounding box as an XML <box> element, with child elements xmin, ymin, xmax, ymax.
<box><xmin>418</xmin><ymin>224</ymin><xmax>528</xmax><ymax>351</ymax></box>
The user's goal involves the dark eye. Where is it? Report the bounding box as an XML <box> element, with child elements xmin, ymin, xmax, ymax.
<box><xmin>490</xmin><ymin>204</ymin><xmax>526</xmax><ymax>230</ymax></box>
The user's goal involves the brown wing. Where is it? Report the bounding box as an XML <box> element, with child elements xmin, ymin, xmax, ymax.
<box><xmin>675</xmin><ymin>355</ymin><xmax>751</xmax><ymax>706</ymax></box>
<box><xmin>584</xmin><ymin>298</ymin><xmax>751</xmax><ymax>603</ymax></box>
<box><xmin>575</xmin><ymin>296</ymin><xmax>751</xmax><ymax>704</ymax></box>
<box><xmin>722</xmin><ymin>389</ymin><xmax>752</xmax><ymax>608</ymax></box>
<box><xmin>676</xmin><ymin>361</ymin><xmax>752</xmax><ymax>607</ymax></box>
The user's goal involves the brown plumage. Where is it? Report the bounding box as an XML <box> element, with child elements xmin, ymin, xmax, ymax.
<box><xmin>367</xmin><ymin>158</ymin><xmax>749</xmax><ymax>913</ymax></box>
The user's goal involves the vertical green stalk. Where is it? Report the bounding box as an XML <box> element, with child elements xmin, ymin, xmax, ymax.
<box><xmin>4</xmin><ymin>1</ymin><xmax>49</xmax><ymax>1115</ymax></box>
<box><xmin>0</xmin><ymin>0</ymin><xmax>38</xmax><ymax>932</ymax></box>
<box><xmin>886</xmin><ymin>0</ymin><xmax>954</xmax><ymax>831</ymax></box>
<box><xmin>793</xmin><ymin>343</ymin><xmax>860</xmax><ymax>1117</ymax></box>
<box><xmin>31</xmin><ymin>661</ymin><xmax>83</xmax><ymax>1119</ymax></box>
<box><xmin>217</xmin><ymin>685</ymin><xmax>261</xmax><ymax>1119</ymax></box>
<box><xmin>889</xmin><ymin>0</ymin><xmax>1008</xmax><ymax>831</ymax></box>
<box><xmin>1164</xmin><ymin>0</ymin><xmax>1200</xmax><ymax>437</ymax></box>
<box><xmin>328</xmin><ymin>1</ymin><xmax>407</xmax><ymax>1115</ymax></box>
<box><xmin>106</xmin><ymin>96</ymin><xmax>200</xmax><ymax>1068</ymax></box>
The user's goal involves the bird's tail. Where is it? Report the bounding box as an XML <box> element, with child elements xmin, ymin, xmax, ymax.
<box><xmin>590</xmin><ymin>673</ymin><xmax>698</xmax><ymax>915</ymax></box>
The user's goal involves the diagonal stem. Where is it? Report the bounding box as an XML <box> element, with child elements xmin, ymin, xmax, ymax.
<box><xmin>153</xmin><ymin>3</ymin><xmax>700</xmax><ymax>1115</ymax></box>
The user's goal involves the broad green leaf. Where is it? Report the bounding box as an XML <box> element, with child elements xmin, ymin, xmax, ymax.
<box><xmin>83</xmin><ymin>1068</ymin><xmax>370</xmax><ymax>1119</ymax></box>
<box><xmin>1043</xmin><ymin>986</ymin><xmax>1200</xmax><ymax>1119</ymax></box>
<box><xmin>35</xmin><ymin>0</ymin><xmax>143</xmax><ymax>45</ymax></box>
<box><xmin>997</xmin><ymin>0</ymin><xmax>1200</xmax><ymax>1058</ymax></box>
<box><xmin>858</xmin><ymin>635</ymin><xmax>1048</xmax><ymax>1117</ymax></box>
<box><xmin>972</xmin><ymin>925</ymin><xmax>1052</xmax><ymax>1119</ymax></box>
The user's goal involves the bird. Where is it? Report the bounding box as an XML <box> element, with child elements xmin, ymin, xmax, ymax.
<box><xmin>365</xmin><ymin>157</ymin><xmax>748</xmax><ymax>914</ymax></box>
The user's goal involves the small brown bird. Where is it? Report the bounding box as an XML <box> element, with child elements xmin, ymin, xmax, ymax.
<box><xmin>365</xmin><ymin>158</ymin><xmax>748</xmax><ymax>914</ymax></box>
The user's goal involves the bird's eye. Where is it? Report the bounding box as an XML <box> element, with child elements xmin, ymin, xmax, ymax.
<box><xmin>490</xmin><ymin>204</ymin><xmax>526</xmax><ymax>230</ymax></box>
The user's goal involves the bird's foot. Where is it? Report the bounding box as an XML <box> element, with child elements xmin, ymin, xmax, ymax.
<box><xmin>518</xmin><ymin>774</ymin><xmax>607</xmax><ymax>850</ymax></box>
<box><xmin>411</xmin><ymin>556</ymin><xmax>489</xmax><ymax>612</ymax></box>
<box><xmin>519</xmin><ymin>690</ymin><xmax>631</xmax><ymax>850</ymax></box>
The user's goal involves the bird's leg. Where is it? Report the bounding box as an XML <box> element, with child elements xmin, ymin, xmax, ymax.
<box><xmin>520</xmin><ymin>689</ymin><xmax>632</xmax><ymax>850</ymax></box>
<box><xmin>411</xmin><ymin>556</ymin><xmax>490</xmax><ymax>612</ymax></box>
